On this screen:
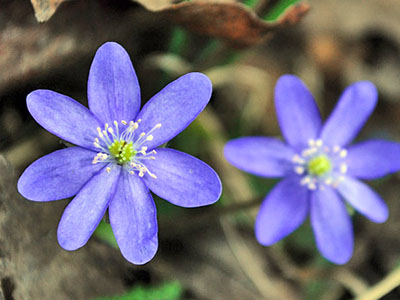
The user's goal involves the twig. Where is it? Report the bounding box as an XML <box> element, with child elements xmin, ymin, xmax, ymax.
<box><xmin>354</xmin><ymin>266</ymin><xmax>400</xmax><ymax>300</ymax></box>
<box><xmin>220</xmin><ymin>216</ymin><xmax>298</xmax><ymax>300</ymax></box>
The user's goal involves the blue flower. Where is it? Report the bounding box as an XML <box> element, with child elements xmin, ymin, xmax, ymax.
<box><xmin>224</xmin><ymin>74</ymin><xmax>400</xmax><ymax>264</ymax></box>
<box><xmin>18</xmin><ymin>42</ymin><xmax>222</xmax><ymax>264</ymax></box>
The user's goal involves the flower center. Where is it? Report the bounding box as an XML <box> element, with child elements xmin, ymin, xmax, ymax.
<box><xmin>108</xmin><ymin>140</ymin><xmax>135</xmax><ymax>165</ymax></box>
<box><xmin>292</xmin><ymin>139</ymin><xmax>348</xmax><ymax>190</ymax></box>
<box><xmin>92</xmin><ymin>120</ymin><xmax>161</xmax><ymax>178</ymax></box>
<box><xmin>307</xmin><ymin>155</ymin><xmax>331</xmax><ymax>176</ymax></box>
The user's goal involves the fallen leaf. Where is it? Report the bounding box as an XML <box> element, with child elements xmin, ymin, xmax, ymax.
<box><xmin>134</xmin><ymin>0</ymin><xmax>310</xmax><ymax>48</ymax></box>
<box><xmin>132</xmin><ymin>0</ymin><xmax>175</xmax><ymax>11</ymax></box>
<box><xmin>30</xmin><ymin>0</ymin><xmax>66</xmax><ymax>22</ymax></box>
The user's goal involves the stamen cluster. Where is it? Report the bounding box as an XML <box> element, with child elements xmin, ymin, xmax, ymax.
<box><xmin>292</xmin><ymin>139</ymin><xmax>348</xmax><ymax>190</ymax></box>
<box><xmin>92</xmin><ymin>119</ymin><xmax>161</xmax><ymax>178</ymax></box>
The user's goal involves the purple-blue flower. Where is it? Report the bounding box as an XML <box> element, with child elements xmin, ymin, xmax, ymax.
<box><xmin>17</xmin><ymin>42</ymin><xmax>222</xmax><ymax>265</ymax></box>
<box><xmin>224</xmin><ymin>74</ymin><xmax>400</xmax><ymax>264</ymax></box>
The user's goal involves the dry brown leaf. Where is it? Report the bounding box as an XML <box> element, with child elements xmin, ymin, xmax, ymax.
<box><xmin>132</xmin><ymin>0</ymin><xmax>175</xmax><ymax>11</ymax></box>
<box><xmin>30</xmin><ymin>0</ymin><xmax>66</xmax><ymax>22</ymax></box>
<box><xmin>137</xmin><ymin>0</ymin><xmax>310</xmax><ymax>48</ymax></box>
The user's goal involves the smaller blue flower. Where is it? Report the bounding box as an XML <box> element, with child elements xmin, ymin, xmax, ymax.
<box><xmin>224</xmin><ymin>74</ymin><xmax>400</xmax><ymax>264</ymax></box>
<box><xmin>18</xmin><ymin>42</ymin><xmax>222</xmax><ymax>265</ymax></box>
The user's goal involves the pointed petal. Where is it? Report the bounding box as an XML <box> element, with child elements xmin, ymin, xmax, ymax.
<box><xmin>224</xmin><ymin>137</ymin><xmax>295</xmax><ymax>177</ymax></box>
<box><xmin>18</xmin><ymin>147</ymin><xmax>104</xmax><ymax>201</ymax></box>
<box><xmin>57</xmin><ymin>167</ymin><xmax>121</xmax><ymax>250</ymax></box>
<box><xmin>320</xmin><ymin>81</ymin><xmax>377</xmax><ymax>147</ymax></box>
<box><xmin>142</xmin><ymin>148</ymin><xmax>221</xmax><ymax>208</ymax></box>
<box><xmin>275</xmin><ymin>75</ymin><xmax>322</xmax><ymax>151</ymax></box>
<box><xmin>346</xmin><ymin>139</ymin><xmax>400</xmax><ymax>179</ymax></box>
<box><xmin>337</xmin><ymin>176</ymin><xmax>388</xmax><ymax>223</ymax></box>
<box><xmin>27</xmin><ymin>90</ymin><xmax>102</xmax><ymax>150</ymax></box>
<box><xmin>311</xmin><ymin>187</ymin><xmax>353</xmax><ymax>264</ymax></box>
<box><xmin>136</xmin><ymin>73</ymin><xmax>212</xmax><ymax>149</ymax></box>
<box><xmin>255</xmin><ymin>176</ymin><xmax>309</xmax><ymax>245</ymax></box>
<box><xmin>109</xmin><ymin>172</ymin><xmax>158</xmax><ymax>265</ymax></box>
<box><xmin>88</xmin><ymin>42</ymin><xmax>141</xmax><ymax>124</ymax></box>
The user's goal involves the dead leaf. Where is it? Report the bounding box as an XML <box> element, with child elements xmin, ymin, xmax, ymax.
<box><xmin>134</xmin><ymin>0</ymin><xmax>310</xmax><ymax>48</ymax></box>
<box><xmin>132</xmin><ymin>0</ymin><xmax>175</xmax><ymax>11</ymax></box>
<box><xmin>30</xmin><ymin>0</ymin><xmax>66</xmax><ymax>22</ymax></box>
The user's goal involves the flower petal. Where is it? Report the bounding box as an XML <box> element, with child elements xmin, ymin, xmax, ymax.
<box><xmin>346</xmin><ymin>139</ymin><xmax>400</xmax><ymax>180</ymax></box>
<box><xmin>320</xmin><ymin>81</ymin><xmax>377</xmax><ymax>147</ymax></box>
<box><xmin>310</xmin><ymin>186</ymin><xmax>353</xmax><ymax>264</ymax></box>
<box><xmin>337</xmin><ymin>176</ymin><xmax>388</xmax><ymax>223</ymax></box>
<box><xmin>224</xmin><ymin>137</ymin><xmax>295</xmax><ymax>178</ymax></box>
<box><xmin>142</xmin><ymin>148</ymin><xmax>221</xmax><ymax>207</ymax></box>
<box><xmin>88</xmin><ymin>42</ymin><xmax>141</xmax><ymax>124</ymax></box>
<box><xmin>57</xmin><ymin>167</ymin><xmax>121</xmax><ymax>250</ymax></box>
<box><xmin>109</xmin><ymin>172</ymin><xmax>158</xmax><ymax>265</ymax></box>
<box><xmin>136</xmin><ymin>73</ymin><xmax>212</xmax><ymax>149</ymax></box>
<box><xmin>255</xmin><ymin>176</ymin><xmax>309</xmax><ymax>245</ymax></box>
<box><xmin>18</xmin><ymin>147</ymin><xmax>104</xmax><ymax>201</ymax></box>
<box><xmin>27</xmin><ymin>90</ymin><xmax>102</xmax><ymax>150</ymax></box>
<box><xmin>275</xmin><ymin>75</ymin><xmax>322</xmax><ymax>151</ymax></box>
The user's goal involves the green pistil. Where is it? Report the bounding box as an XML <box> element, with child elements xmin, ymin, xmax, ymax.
<box><xmin>108</xmin><ymin>140</ymin><xmax>135</xmax><ymax>165</ymax></box>
<box><xmin>308</xmin><ymin>155</ymin><xmax>331</xmax><ymax>176</ymax></box>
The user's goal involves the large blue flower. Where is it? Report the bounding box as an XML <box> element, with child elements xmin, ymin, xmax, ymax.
<box><xmin>224</xmin><ymin>74</ymin><xmax>400</xmax><ymax>264</ymax></box>
<box><xmin>18</xmin><ymin>42</ymin><xmax>222</xmax><ymax>265</ymax></box>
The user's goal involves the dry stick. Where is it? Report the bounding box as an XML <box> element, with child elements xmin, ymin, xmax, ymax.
<box><xmin>354</xmin><ymin>266</ymin><xmax>400</xmax><ymax>300</ymax></box>
<box><xmin>220</xmin><ymin>216</ymin><xmax>298</xmax><ymax>300</ymax></box>
<box><xmin>196</xmin><ymin>109</ymin><xmax>299</xmax><ymax>299</ymax></box>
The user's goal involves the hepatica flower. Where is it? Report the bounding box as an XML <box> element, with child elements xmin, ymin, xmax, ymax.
<box><xmin>18</xmin><ymin>42</ymin><xmax>222</xmax><ymax>264</ymax></box>
<box><xmin>224</xmin><ymin>75</ymin><xmax>400</xmax><ymax>264</ymax></box>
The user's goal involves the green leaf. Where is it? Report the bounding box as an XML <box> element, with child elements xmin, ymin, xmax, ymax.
<box><xmin>94</xmin><ymin>221</ymin><xmax>118</xmax><ymax>248</ymax></box>
<box><xmin>95</xmin><ymin>281</ymin><xmax>183</xmax><ymax>300</ymax></box>
<box><xmin>264</xmin><ymin>0</ymin><xmax>301</xmax><ymax>21</ymax></box>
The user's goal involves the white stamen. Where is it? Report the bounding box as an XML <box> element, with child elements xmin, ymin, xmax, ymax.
<box><xmin>295</xmin><ymin>166</ymin><xmax>305</xmax><ymax>174</ymax></box>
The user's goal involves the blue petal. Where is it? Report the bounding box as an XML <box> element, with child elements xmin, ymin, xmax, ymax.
<box><xmin>136</xmin><ymin>73</ymin><xmax>212</xmax><ymax>149</ymax></box>
<box><xmin>27</xmin><ymin>90</ymin><xmax>102</xmax><ymax>151</ymax></box>
<box><xmin>337</xmin><ymin>176</ymin><xmax>388</xmax><ymax>223</ymax></box>
<box><xmin>224</xmin><ymin>137</ymin><xmax>295</xmax><ymax>177</ymax></box>
<box><xmin>57</xmin><ymin>167</ymin><xmax>121</xmax><ymax>250</ymax></box>
<box><xmin>310</xmin><ymin>187</ymin><xmax>353</xmax><ymax>264</ymax></box>
<box><xmin>320</xmin><ymin>81</ymin><xmax>377</xmax><ymax>147</ymax></box>
<box><xmin>255</xmin><ymin>176</ymin><xmax>309</xmax><ymax>245</ymax></box>
<box><xmin>346</xmin><ymin>139</ymin><xmax>400</xmax><ymax>179</ymax></box>
<box><xmin>109</xmin><ymin>172</ymin><xmax>158</xmax><ymax>265</ymax></box>
<box><xmin>18</xmin><ymin>147</ymin><xmax>104</xmax><ymax>201</ymax></box>
<box><xmin>88</xmin><ymin>42</ymin><xmax>141</xmax><ymax>124</ymax></box>
<box><xmin>275</xmin><ymin>75</ymin><xmax>322</xmax><ymax>151</ymax></box>
<box><xmin>142</xmin><ymin>148</ymin><xmax>221</xmax><ymax>207</ymax></box>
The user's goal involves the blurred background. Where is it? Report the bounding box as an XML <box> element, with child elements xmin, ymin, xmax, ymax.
<box><xmin>1</xmin><ymin>0</ymin><xmax>400</xmax><ymax>299</ymax></box>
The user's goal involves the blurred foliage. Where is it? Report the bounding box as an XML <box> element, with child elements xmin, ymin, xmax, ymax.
<box><xmin>264</xmin><ymin>0</ymin><xmax>302</xmax><ymax>21</ymax></box>
<box><xmin>95</xmin><ymin>281</ymin><xmax>183</xmax><ymax>300</ymax></box>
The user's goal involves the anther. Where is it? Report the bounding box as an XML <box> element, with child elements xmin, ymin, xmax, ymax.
<box><xmin>106</xmin><ymin>167</ymin><xmax>111</xmax><ymax>173</ymax></box>
<box><xmin>295</xmin><ymin>166</ymin><xmax>305</xmax><ymax>174</ymax></box>
<box><xmin>146</xmin><ymin>135</ymin><xmax>153</xmax><ymax>141</ymax></box>
<box><xmin>339</xmin><ymin>149</ymin><xmax>347</xmax><ymax>158</ymax></box>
